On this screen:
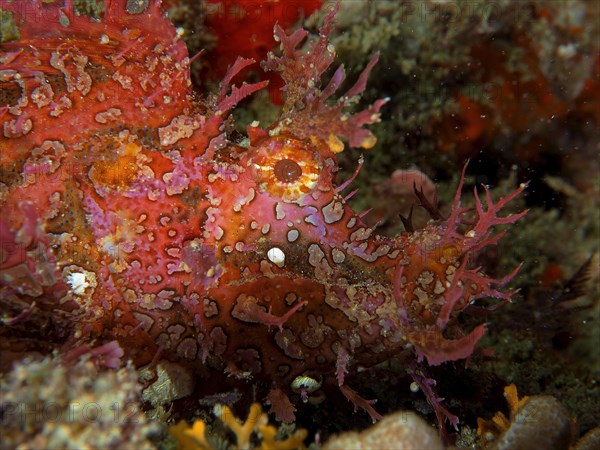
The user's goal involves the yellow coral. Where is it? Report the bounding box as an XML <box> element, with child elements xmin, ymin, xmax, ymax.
<box><xmin>215</xmin><ymin>403</ymin><xmax>266</xmax><ymax>450</ymax></box>
<box><xmin>169</xmin><ymin>419</ymin><xmax>211</xmax><ymax>450</ymax></box>
<box><xmin>169</xmin><ymin>403</ymin><xmax>307</xmax><ymax>450</ymax></box>
<box><xmin>503</xmin><ymin>383</ymin><xmax>528</xmax><ymax>413</ymax></box>
<box><xmin>477</xmin><ymin>384</ymin><xmax>529</xmax><ymax>438</ymax></box>
<box><xmin>477</xmin><ymin>384</ymin><xmax>578</xmax><ymax>449</ymax></box>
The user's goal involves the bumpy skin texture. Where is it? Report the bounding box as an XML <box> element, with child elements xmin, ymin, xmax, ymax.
<box><xmin>0</xmin><ymin>0</ymin><xmax>525</xmax><ymax>423</ymax></box>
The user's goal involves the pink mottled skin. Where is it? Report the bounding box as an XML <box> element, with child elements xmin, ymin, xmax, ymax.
<box><xmin>0</xmin><ymin>0</ymin><xmax>526</xmax><ymax>427</ymax></box>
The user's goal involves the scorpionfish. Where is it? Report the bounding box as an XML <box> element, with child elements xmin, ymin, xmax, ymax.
<box><xmin>0</xmin><ymin>0</ymin><xmax>526</xmax><ymax>425</ymax></box>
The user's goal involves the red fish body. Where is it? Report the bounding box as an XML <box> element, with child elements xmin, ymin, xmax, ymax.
<box><xmin>0</xmin><ymin>0</ymin><xmax>525</xmax><ymax>423</ymax></box>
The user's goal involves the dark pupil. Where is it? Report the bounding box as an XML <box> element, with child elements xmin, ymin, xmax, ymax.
<box><xmin>274</xmin><ymin>159</ymin><xmax>302</xmax><ymax>183</ymax></box>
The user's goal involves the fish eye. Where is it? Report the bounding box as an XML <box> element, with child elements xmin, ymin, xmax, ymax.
<box><xmin>274</xmin><ymin>158</ymin><xmax>303</xmax><ymax>183</ymax></box>
<box><xmin>251</xmin><ymin>135</ymin><xmax>320</xmax><ymax>203</ymax></box>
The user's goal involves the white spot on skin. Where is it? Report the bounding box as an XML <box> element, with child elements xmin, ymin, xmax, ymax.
<box><xmin>287</xmin><ymin>229</ymin><xmax>299</xmax><ymax>242</ymax></box>
<box><xmin>31</xmin><ymin>82</ymin><xmax>54</xmax><ymax>108</ymax></box>
<box><xmin>260</xmin><ymin>259</ymin><xmax>276</xmax><ymax>276</ymax></box>
<box><xmin>417</xmin><ymin>270</ymin><xmax>434</xmax><ymax>287</ymax></box>
<box><xmin>132</xmin><ymin>312</ymin><xmax>154</xmax><ymax>332</ymax></box>
<box><xmin>275</xmin><ymin>202</ymin><xmax>286</xmax><ymax>220</ymax></box>
<box><xmin>158</xmin><ymin>114</ymin><xmax>205</xmax><ymax>147</ymax></box>
<box><xmin>203</xmin><ymin>298</ymin><xmax>219</xmax><ymax>318</ymax></box>
<box><xmin>177</xmin><ymin>338</ymin><xmax>198</xmax><ymax>360</ymax></box>
<box><xmin>308</xmin><ymin>244</ymin><xmax>325</xmax><ymax>267</ymax></box>
<box><xmin>434</xmin><ymin>280</ymin><xmax>445</xmax><ymax>295</ymax></box>
<box><xmin>23</xmin><ymin>140</ymin><xmax>66</xmax><ymax>182</ymax></box>
<box><xmin>94</xmin><ymin>107</ymin><xmax>122</xmax><ymax>124</ymax></box>
<box><xmin>274</xmin><ymin>328</ymin><xmax>305</xmax><ymax>359</ymax></box>
<box><xmin>267</xmin><ymin>247</ymin><xmax>286</xmax><ymax>267</ymax></box>
<box><xmin>167</xmin><ymin>324</ymin><xmax>185</xmax><ymax>341</ymax></box>
<box><xmin>66</xmin><ymin>271</ymin><xmax>92</xmax><ymax>295</ymax></box>
<box><xmin>388</xmin><ymin>249</ymin><xmax>400</xmax><ymax>259</ymax></box>
<box><xmin>304</xmin><ymin>215</ymin><xmax>319</xmax><ymax>226</ymax></box>
<box><xmin>413</xmin><ymin>287</ymin><xmax>429</xmax><ymax>304</ymax></box>
<box><xmin>331</xmin><ymin>248</ymin><xmax>346</xmax><ymax>264</ymax></box>
<box><xmin>345</xmin><ymin>285</ymin><xmax>357</xmax><ymax>300</ymax></box>
<box><xmin>112</xmin><ymin>70</ymin><xmax>133</xmax><ymax>90</ymax></box>
<box><xmin>213</xmin><ymin>226</ymin><xmax>224</xmax><ymax>240</ymax></box>
<box><xmin>166</xmin><ymin>247</ymin><xmax>180</xmax><ymax>258</ymax></box>
<box><xmin>322</xmin><ymin>199</ymin><xmax>344</xmax><ymax>224</ymax></box>
<box><xmin>350</xmin><ymin>227</ymin><xmax>373</xmax><ymax>242</ymax></box>
<box><xmin>50</xmin><ymin>49</ymin><xmax>92</xmax><ymax>96</ymax></box>
<box><xmin>242</xmin><ymin>188</ymin><xmax>256</xmax><ymax>205</ymax></box>
<box><xmin>557</xmin><ymin>43</ymin><xmax>577</xmax><ymax>59</ymax></box>
<box><xmin>49</xmin><ymin>95</ymin><xmax>72</xmax><ymax>117</ymax></box>
<box><xmin>285</xmin><ymin>292</ymin><xmax>298</xmax><ymax>305</ymax></box>
<box><xmin>139</xmin><ymin>291</ymin><xmax>174</xmax><ymax>311</ymax></box>
<box><xmin>3</xmin><ymin>117</ymin><xmax>32</xmax><ymax>138</ymax></box>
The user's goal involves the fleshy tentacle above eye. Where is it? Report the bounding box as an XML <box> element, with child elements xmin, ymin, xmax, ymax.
<box><xmin>261</xmin><ymin>1</ymin><xmax>389</xmax><ymax>154</ymax></box>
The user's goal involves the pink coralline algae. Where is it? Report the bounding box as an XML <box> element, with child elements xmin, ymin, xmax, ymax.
<box><xmin>0</xmin><ymin>0</ymin><xmax>527</xmax><ymax>429</ymax></box>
